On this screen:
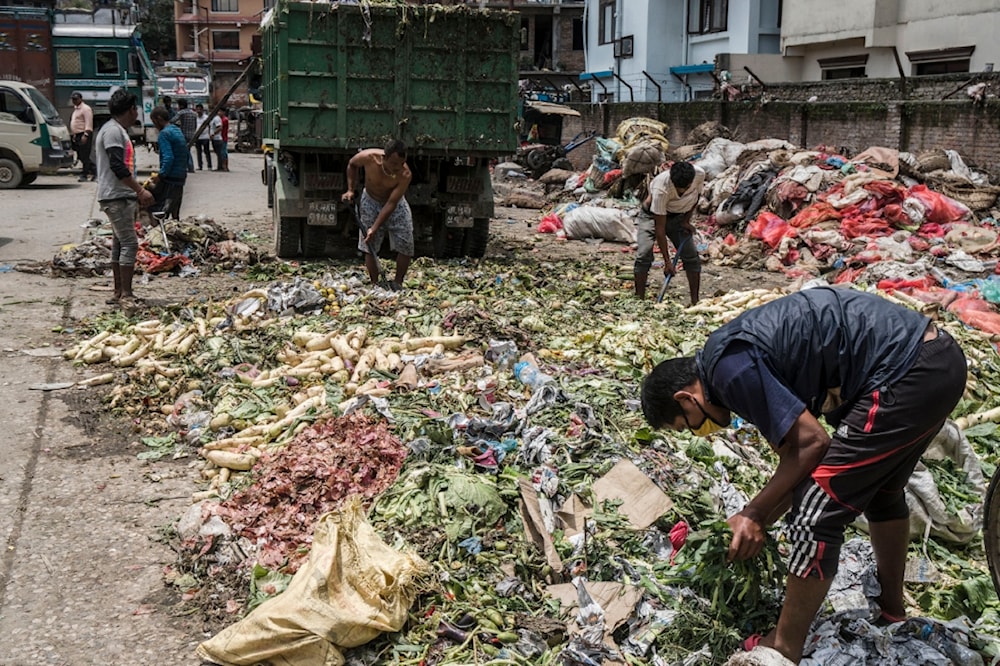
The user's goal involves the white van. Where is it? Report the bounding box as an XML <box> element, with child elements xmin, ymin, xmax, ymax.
<box><xmin>0</xmin><ymin>81</ymin><xmax>74</xmax><ymax>188</ymax></box>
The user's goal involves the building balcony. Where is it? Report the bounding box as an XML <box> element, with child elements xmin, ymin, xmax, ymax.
<box><xmin>175</xmin><ymin>12</ymin><xmax>259</xmax><ymax>25</ymax></box>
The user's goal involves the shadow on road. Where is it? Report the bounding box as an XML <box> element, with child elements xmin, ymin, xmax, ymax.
<box><xmin>0</xmin><ymin>237</ymin><xmax>10</xmax><ymax>249</ymax></box>
<box><xmin>24</xmin><ymin>183</ymin><xmax>86</xmax><ymax>191</ymax></box>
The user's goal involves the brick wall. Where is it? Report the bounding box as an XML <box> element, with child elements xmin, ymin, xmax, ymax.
<box><xmin>555</xmin><ymin>16</ymin><xmax>584</xmax><ymax>72</ymax></box>
<box><xmin>558</xmin><ymin>99</ymin><xmax>1000</xmax><ymax>176</ymax></box>
<box><xmin>747</xmin><ymin>72</ymin><xmax>1000</xmax><ymax>103</ymax></box>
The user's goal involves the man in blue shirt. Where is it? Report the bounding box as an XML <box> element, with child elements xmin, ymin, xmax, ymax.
<box><xmin>150</xmin><ymin>106</ymin><xmax>188</xmax><ymax>220</ymax></box>
<box><xmin>641</xmin><ymin>287</ymin><xmax>967</xmax><ymax>665</ymax></box>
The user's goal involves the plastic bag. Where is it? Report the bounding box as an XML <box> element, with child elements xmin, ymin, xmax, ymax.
<box><xmin>594</xmin><ymin>136</ymin><xmax>622</xmax><ymax>163</ymax></box>
<box><xmin>538</xmin><ymin>213</ymin><xmax>563</xmax><ymax>234</ymax></box>
<box><xmin>905</xmin><ymin>184</ymin><xmax>972</xmax><ymax>225</ymax></box>
<box><xmin>562</xmin><ymin>207</ymin><xmax>636</xmax><ymax>244</ymax></box>
<box><xmin>196</xmin><ymin>500</ymin><xmax>429</xmax><ymax>666</ymax></box>
<box><xmin>904</xmin><ymin>421</ymin><xmax>985</xmax><ymax>544</ymax></box>
<box><xmin>748</xmin><ymin>212</ymin><xmax>795</xmax><ymax>249</ymax></box>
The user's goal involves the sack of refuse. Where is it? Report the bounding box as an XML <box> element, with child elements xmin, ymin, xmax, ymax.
<box><xmin>196</xmin><ymin>499</ymin><xmax>429</xmax><ymax>666</ymax></box>
<box><xmin>621</xmin><ymin>140</ymin><xmax>665</xmax><ymax>178</ymax></box>
<box><xmin>562</xmin><ymin>206</ymin><xmax>636</xmax><ymax>244</ymax></box>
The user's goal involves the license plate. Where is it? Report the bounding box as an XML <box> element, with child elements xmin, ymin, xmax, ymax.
<box><xmin>445</xmin><ymin>204</ymin><xmax>473</xmax><ymax>228</ymax></box>
<box><xmin>307</xmin><ymin>201</ymin><xmax>339</xmax><ymax>226</ymax></box>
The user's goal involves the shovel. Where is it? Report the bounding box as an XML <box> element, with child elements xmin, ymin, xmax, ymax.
<box><xmin>656</xmin><ymin>236</ymin><xmax>688</xmax><ymax>303</ymax></box>
<box><xmin>151</xmin><ymin>209</ymin><xmax>171</xmax><ymax>254</ymax></box>
<box><xmin>347</xmin><ymin>201</ymin><xmax>390</xmax><ymax>289</ymax></box>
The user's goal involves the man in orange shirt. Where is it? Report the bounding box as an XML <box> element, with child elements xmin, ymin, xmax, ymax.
<box><xmin>70</xmin><ymin>91</ymin><xmax>94</xmax><ymax>181</ymax></box>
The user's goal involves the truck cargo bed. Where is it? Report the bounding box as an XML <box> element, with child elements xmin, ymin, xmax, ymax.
<box><xmin>262</xmin><ymin>1</ymin><xmax>518</xmax><ymax>155</ymax></box>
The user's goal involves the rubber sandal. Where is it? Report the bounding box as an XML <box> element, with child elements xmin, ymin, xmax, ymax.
<box><xmin>875</xmin><ymin>610</ymin><xmax>906</xmax><ymax>626</ymax></box>
<box><xmin>741</xmin><ymin>634</ymin><xmax>763</xmax><ymax>651</ymax></box>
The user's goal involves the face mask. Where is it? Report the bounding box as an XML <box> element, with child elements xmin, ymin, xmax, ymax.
<box><xmin>688</xmin><ymin>399</ymin><xmax>727</xmax><ymax>437</ymax></box>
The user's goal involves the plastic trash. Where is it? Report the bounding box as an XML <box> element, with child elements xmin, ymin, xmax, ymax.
<box><xmin>929</xmin><ymin>266</ymin><xmax>952</xmax><ymax>288</ymax></box>
<box><xmin>514</xmin><ymin>353</ymin><xmax>553</xmax><ymax>388</ymax></box>
<box><xmin>906</xmin><ymin>618</ymin><xmax>984</xmax><ymax>666</ymax></box>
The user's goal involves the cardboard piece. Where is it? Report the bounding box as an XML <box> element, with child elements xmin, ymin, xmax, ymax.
<box><xmin>548</xmin><ymin>580</ymin><xmax>643</xmax><ymax>660</ymax></box>
<box><xmin>591</xmin><ymin>459</ymin><xmax>674</xmax><ymax>529</ymax></box>
<box><xmin>519</xmin><ymin>477</ymin><xmax>564</xmax><ymax>575</ymax></box>
<box><xmin>556</xmin><ymin>493</ymin><xmax>589</xmax><ymax>537</ymax></box>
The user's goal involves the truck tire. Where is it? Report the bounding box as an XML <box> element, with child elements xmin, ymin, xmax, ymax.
<box><xmin>444</xmin><ymin>227</ymin><xmax>466</xmax><ymax>258</ymax></box>
<box><xmin>274</xmin><ymin>217</ymin><xmax>302</xmax><ymax>258</ymax></box>
<box><xmin>984</xmin><ymin>467</ymin><xmax>1000</xmax><ymax>596</ymax></box>
<box><xmin>20</xmin><ymin>172</ymin><xmax>38</xmax><ymax>187</ymax></box>
<box><xmin>463</xmin><ymin>218</ymin><xmax>490</xmax><ymax>258</ymax></box>
<box><xmin>301</xmin><ymin>223</ymin><xmax>327</xmax><ymax>257</ymax></box>
<box><xmin>0</xmin><ymin>158</ymin><xmax>23</xmax><ymax>189</ymax></box>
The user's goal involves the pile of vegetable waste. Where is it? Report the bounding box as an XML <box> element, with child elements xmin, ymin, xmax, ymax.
<box><xmin>62</xmin><ymin>255</ymin><xmax>1000</xmax><ymax>664</ymax></box>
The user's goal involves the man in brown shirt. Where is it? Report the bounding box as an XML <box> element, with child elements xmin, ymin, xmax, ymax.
<box><xmin>70</xmin><ymin>91</ymin><xmax>94</xmax><ymax>181</ymax></box>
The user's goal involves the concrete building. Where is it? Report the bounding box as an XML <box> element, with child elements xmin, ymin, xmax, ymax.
<box><xmin>780</xmin><ymin>0</ymin><xmax>1000</xmax><ymax>81</ymax></box>
<box><xmin>463</xmin><ymin>0</ymin><xmax>585</xmax><ymax>103</ymax></box>
<box><xmin>173</xmin><ymin>0</ymin><xmax>263</xmax><ymax>106</ymax></box>
<box><xmin>580</xmin><ymin>0</ymin><xmax>781</xmax><ymax>102</ymax></box>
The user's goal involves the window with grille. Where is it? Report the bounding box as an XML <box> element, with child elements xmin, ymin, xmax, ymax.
<box><xmin>907</xmin><ymin>46</ymin><xmax>974</xmax><ymax>76</ymax></box>
<box><xmin>915</xmin><ymin>60</ymin><xmax>970</xmax><ymax>75</ymax></box>
<box><xmin>213</xmin><ymin>30</ymin><xmax>240</xmax><ymax>51</ymax></box>
<box><xmin>211</xmin><ymin>0</ymin><xmax>238</xmax><ymax>12</ymax></box>
<box><xmin>688</xmin><ymin>0</ymin><xmax>728</xmax><ymax>34</ymax></box>
<box><xmin>819</xmin><ymin>54</ymin><xmax>868</xmax><ymax>80</ymax></box>
<box><xmin>56</xmin><ymin>49</ymin><xmax>82</xmax><ymax>75</ymax></box>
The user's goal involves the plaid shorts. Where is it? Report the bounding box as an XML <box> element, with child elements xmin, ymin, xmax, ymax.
<box><xmin>357</xmin><ymin>190</ymin><xmax>414</xmax><ymax>257</ymax></box>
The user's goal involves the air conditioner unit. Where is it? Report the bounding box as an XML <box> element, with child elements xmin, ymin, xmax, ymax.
<box><xmin>614</xmin><ymin>35</ymin><xmax>634</xmax><ymax>59</ymax></box>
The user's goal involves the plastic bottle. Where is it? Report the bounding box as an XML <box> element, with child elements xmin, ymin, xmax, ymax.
<box><xmin>915</xmin><ymin>620</ymin><xmax>984</xmax><ymax>666</ymax></box>
<box><xmin>929</xmin><ymin>266</ymin><xmax>952</xmax><ymax>288</ymax></box>
<box><xmin>514</xmin><ymin>353</ymin><xmax>553</xmax><ymax>388</ymax></box>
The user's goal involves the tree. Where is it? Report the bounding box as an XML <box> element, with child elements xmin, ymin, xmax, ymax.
<box><xmin>137</xmin><ymin>0</ymin><xmax>176</xmax><ymax>61</ymax></box>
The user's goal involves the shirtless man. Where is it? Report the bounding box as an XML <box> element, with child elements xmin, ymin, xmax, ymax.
<box><xmin>341</xmin><ymin>139</ymin><xmax>414</xmax><ymax>290</ymax></box>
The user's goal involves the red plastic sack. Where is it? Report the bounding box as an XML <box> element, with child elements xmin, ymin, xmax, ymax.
<box><xmin>907</xmin><ymin>184</ymin><xmax>972</xmax><ymax>225</ymax></box>
<box><xmin>833</xmin><ymin>267</ymin><xmax>865</xmax><ymax>284</ymax></box>
<box><xmin>947</xmin><ymin>295</ymin><xmax>994</xmax><ymax>315</ymax></box>
<box><xmin>789</xmin><ymin>201</ymin><xmax>842</xmax><ymax>229</ymax></box>
<box><xmin>841</xmin><ymin>213</ymin><xmax>891</xmax><ymax>239</ymax></box>
<box><xmin>537</xmin><ymin>213</ymin><xmax>563</xmax><ymax>234</ymax></box>
<box><xmin>877</xmin><ymin>277</ymin><xmax>933</xmax><ymax>291</ymax></box>
<box><xmin>956</xmin><ymin>308</ymin><xmax>1000</xmax><ymax>336</ymax></box>
<box><xmin>748</xmin><ymin>212</ymin><xmax>796</xmax><ymax>249</ymax></box>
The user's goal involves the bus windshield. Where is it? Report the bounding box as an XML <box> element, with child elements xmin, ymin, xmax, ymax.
<box><xmin>157</xmin><ymin>77</ymin><xmax>209</xmax><ymax>95</ymax></box>
<box><xmin>22</xmin><ymin>87</ymin><xmax>64</xmax><ymax>125</ymax></box>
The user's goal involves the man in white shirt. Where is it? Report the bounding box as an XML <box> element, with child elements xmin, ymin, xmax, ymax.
<box><xmin>635</xmin><ymin>160</ymin><xmax>706</xmax><ymax>304</ymax></box>
<box><xmin>194</xmin><ymin>103</ymin><xmax>212</xmax><ymax>170</ymax></box>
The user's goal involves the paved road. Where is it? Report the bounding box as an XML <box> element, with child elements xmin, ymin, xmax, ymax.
<box><xmin>0</xmin><ymin>150</ymin><xmax>267</xmax><ymax>666</ymax></box>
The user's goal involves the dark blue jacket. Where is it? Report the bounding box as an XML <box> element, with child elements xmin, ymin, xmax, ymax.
<box><xmin>157</xmin><ymin>124</ymin><xmax>188</xmax><ymax>183</ymax></box>
<box><xmin>697</xmin><ymin>287</ymin><xmax>929</xmax><ymax>426</ymax></box>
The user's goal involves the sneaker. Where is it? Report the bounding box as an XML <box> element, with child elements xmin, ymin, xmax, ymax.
<box><xmin>78</xmin><ymin>175</ymin><xmax>88</xmax><ymax>182</ymax></box>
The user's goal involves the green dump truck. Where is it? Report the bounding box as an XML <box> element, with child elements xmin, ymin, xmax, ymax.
<box><xmin>260</xmin><ymin>1</ymin><xmax>518</xmax><ymax>259</ymax></box>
